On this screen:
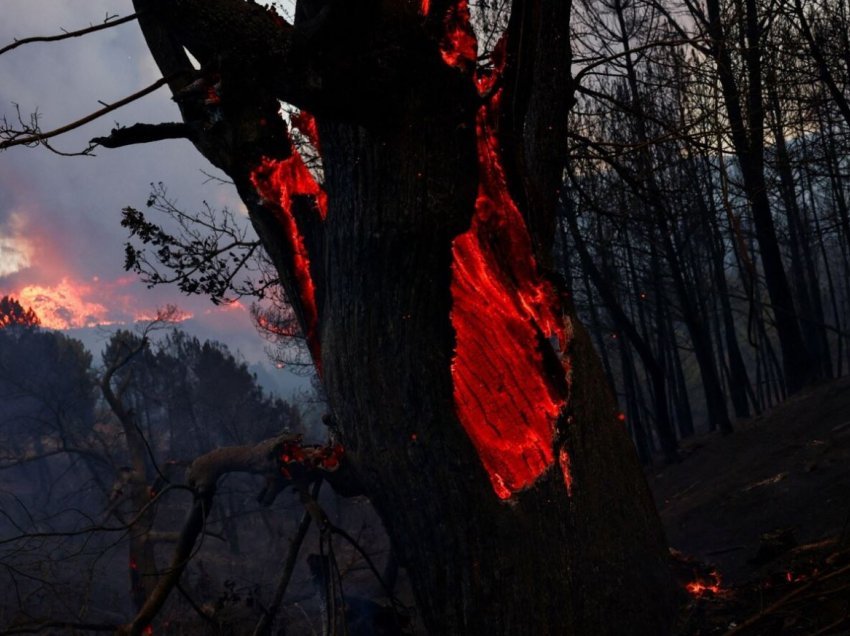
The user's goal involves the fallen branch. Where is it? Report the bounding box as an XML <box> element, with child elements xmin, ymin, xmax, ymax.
<box><xmin>724</xmin><ymin>561</ymin><xmax>850</xmax><ymax>635</ymax></box>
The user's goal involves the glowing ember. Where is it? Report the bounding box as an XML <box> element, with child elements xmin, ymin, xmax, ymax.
<box><xmin>250</xmin><ymin>123</ymin><xmax>326</xmax><ymax>369</ymax></box>
<box><xmin>278</xmin><ymin>437</ymin><xmax>345</xmax><ymax>480</ymax></box>
<box><xmin>444</xmin><ymin>4</ymin><xmax>569</xmax><ymax>499</ymax></box>
<box><xmin>558</xmin><ymin>446</ymin><xmax>573</xmax><ymax>496</ymax></box>
<box><xmin>785</xmin><ymin>568</ymin><xmax>816</xmax><ymax>583</ymax></box>
<box><xmin>437</xmin><ymin>0</ymin><xmax>477</xmax><ymax>70</ymax></box>
<box><xmin>421</xmin><ymin>0</ymin><xmax>430</xmax><ymax>15</ymax></box>
<box><xmin>255</xmin><ymin>312</ymin><xmax>300</xmax><ymax>338</ymax></box>
<box><xmin>686</xmin><ymin>570</ymin><xmax>723</xmax><ymax>597</ymax></box>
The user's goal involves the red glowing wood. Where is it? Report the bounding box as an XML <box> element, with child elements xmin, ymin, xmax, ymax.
<box><xmin>291</xmin><ymin>110</ymin><xmax>321</xmax><ymax>153</ymax></box>
<box><xmin>439</xmin><ymin>0</ymin><xmax>477</xmax><ymax>70</ymax></box>
<box><xmin>450</xmin><ymin>97</ymin><xmax>567</xmax><ymax>499</ymax></box>
<box><xmin>440</xmin><ymin>3</ymin><xmax>570</xmax><ymax>500</ymax></box>
<box><xmin>278</xmin><ymin>437</ymin><xmax>345</xmax><ymax>480</ymax></box>
<box><xmin>250</xmin><ymin>123</ymin><xmax>327</xmax><ymax>369</ymax></box>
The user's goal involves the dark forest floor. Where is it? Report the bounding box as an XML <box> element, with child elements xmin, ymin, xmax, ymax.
<box><xmin>648</xmin><ymin>376</ymin><xmax>850</xmax><ymax>635</ymax></box>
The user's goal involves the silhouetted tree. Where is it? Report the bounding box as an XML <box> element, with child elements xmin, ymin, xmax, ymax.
<box><xmin>0</xmin><ymin>295</ymin><xmax>40</xmax><ymax>329</ymax></box>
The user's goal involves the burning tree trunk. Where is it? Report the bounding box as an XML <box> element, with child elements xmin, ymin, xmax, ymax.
<box><xmin>107</xmin><ymin>0</ymin><xmax>678</xmax><ymax>632</ymax></box>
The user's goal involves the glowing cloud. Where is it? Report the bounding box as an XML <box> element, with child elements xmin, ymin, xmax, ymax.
<box><xmin>12</xmin><ymin>278</ymin><xmax>194</xmax><ymax>330</ymax></box>
<box><xmin>16</xmin><ymin>279</ymin><xmax>110</xmax><ymax>329</ymax></box>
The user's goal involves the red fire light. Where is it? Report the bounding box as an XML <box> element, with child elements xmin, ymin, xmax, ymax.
<box><xmin>290</xmin><ymin>110</ymin><xmax>321</xmax><ymax>152</ymax></box>
<box><xmin>250</xmin><ymin>121</ymin><xmax>327</xmax><ymax>370</ymax></box>
<box><xmin>278</xmin><ymin>437</ymin><xmax>345</xmax><ymax>480</ymax></box>
<box><xmin>558</xmin><ymin>446</ymin><xmax>573</xmax><ymax>496</ymax></box>
<box><xmin>437</xmin><ymin>0</ymin><xmax>477</xmax><ymax>70</ymax></box>
<box><xmin>686</xmin><ymin>570</ymin><xmax>723</xmax><ymax>597</ymax></box>
<box><xmin>443</xmin><ymin>3</ymin><xmax>570</xmax><ymax>499</ymax></box>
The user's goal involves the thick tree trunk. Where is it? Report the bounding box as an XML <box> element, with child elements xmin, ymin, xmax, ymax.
<box><xmin>127</xmin><ymin>1</ymin><xmax>678</xmax><ymax>633</ymax></box>
<box><xmin>315</xmin><ymin>89</ymin><xmax>673</xmax><ymax>636</ymax></box>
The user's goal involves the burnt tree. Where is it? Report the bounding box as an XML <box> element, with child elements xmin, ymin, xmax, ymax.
<box><xmin>92</xmin><ymin>1</ymin><xmax>675</xmax><ymax>633</ymax></box>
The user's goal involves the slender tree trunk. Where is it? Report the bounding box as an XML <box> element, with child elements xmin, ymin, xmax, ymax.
<box><xmin>564</xmin><ymin>191</ymin><xmax>680</xmax><ymax>463</ymax></box>
<box><xmin>767</xmin><ymin>72</ymin><xmax>834</xmax><ymax>381</ymax></box>
<box><xmin>704</xmin><ymin>0</ymin><xmax>816</xmax><ymax>393</ymax></box>
<box><xmin>619</xmin><ymin>337</ymin><xmax>651</xmax><ymax>464</ymax></box>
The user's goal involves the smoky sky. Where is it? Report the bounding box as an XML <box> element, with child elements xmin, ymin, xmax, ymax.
<box><xmin>0</xmin><ymin>1</ymin><xmax>305</xmax><ymax>381</ymax></box>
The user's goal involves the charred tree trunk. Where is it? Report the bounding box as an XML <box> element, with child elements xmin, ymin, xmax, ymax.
<box><xmin>564</xmin><ymin>191</ymin><xmax>680</xmax><ymax>463</ymax></box>
<box><xmin>704</xmin><ymin>0</ymin><xmax>816</xmax><ymax>394</ymax></box>
<box><xmin>702</xmin><ymin>162</ymin><xmax>756</xmax><ymax>418</ymax></box>
<box><xmin>120</xmin><ymin>1</ymin><xmax>677</xmax><ymax>633</ymax></box>
<box><xmin>618</xmin><ymin>333</ymin><xmax>652</xmax><ymax>464</ymax></box>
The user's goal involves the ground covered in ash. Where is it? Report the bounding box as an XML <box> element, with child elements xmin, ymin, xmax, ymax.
<box><xmin>649</xmin><ymin>376</ymin><xmax>850</xmax><ymax>635</ymax></box>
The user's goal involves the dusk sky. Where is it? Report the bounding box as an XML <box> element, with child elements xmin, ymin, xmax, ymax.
<box><xmin>0</xmin><ymin>2</ymin><xmax>306</xmax><ymax>391</ymax></box>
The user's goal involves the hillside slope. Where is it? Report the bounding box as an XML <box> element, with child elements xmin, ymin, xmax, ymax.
<box><xmin>649</xmin><ymin>377</ymin><xmax>850</xmax><ymax>634</ymax></box>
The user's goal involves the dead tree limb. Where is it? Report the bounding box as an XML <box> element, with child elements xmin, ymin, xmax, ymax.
<box><xmin>253</xmin><ymin>481</ymin><xmax>321</xmax><ymax>636</ymax></box>
<box><xmin>121</xmin><ymin>434</ymin><xmax>344</xmax><ymax>635</ymax></box>
<box><xmin>0</xmin><ymin>77</ymin><xmax>170</xmax><ymax>151</ymax></box>
<box><xmin>91</xmin><ymin>122</ymin><xmax>194</xmax><ymax>148</ymax></box>
<box><xmin>0</xmin><ymin>12</ymin><xmax>140</xmax><ymax>57</ymax></box>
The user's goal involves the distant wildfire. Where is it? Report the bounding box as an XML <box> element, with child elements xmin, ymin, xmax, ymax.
<box><xmin>9</xmin><ymin>277</ymin><xmax>194</xmax><ymax>330</ymax></box>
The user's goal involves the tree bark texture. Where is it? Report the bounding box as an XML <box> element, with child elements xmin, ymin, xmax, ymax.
<box><xmin>128</xmin><ymin>1</ymin><xmax>677</xmax><ymax>633</ymax></box>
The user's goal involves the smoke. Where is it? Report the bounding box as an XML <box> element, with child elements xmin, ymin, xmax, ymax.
<box><xmin>0</xmin><ymin>1</ymin><xmax>263</xmax><ymax>350</ymax></box>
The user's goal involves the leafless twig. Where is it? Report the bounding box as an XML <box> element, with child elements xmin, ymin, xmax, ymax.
<box><xmin>0</xmin><ymin>77</ymin><xmax>170</xmax><ymax>152</ymax></box>
<box><xmin>0</xmin><ymin>12</ymin><xmax>141</xmax><ymax>57</ymax></box>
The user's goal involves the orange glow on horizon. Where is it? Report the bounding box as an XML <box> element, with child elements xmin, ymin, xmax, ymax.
<box><xmin>16</xmin><ymin>279</ymin><xmax>110</xmax><ymax>329</ymax></box>
<box><xmin>11</xmin><ymin>278</ymin><xmax>193</xmax><ymax>330</ymax></box>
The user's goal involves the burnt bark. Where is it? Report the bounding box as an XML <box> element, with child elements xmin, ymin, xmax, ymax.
<box><xmin>126</xmin><ymin>1</ymin><xmax>677</xmax><ymax>633</ymax></box>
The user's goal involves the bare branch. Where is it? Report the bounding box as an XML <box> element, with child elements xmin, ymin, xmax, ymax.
<box><xmin>0</xmin><ymin>77</ymin><xmax>171</xmax><ymax>151</ymax></box>
<box><xmin>0</xmin><ymin>12</ymin><xmax>140</xmax><ymax>57</ymax></box>
<box><xmin>120</xmin><ymin>433</ymin><xmax>343</xmax><ymax>635</ymax></box>
<box><xmin>91</xmin><ymin>122</ymin><xmax>193</xmax><ymax>148</ymax></box>
<box><xmin>252</xmin><ymin>482</ymin><xmax>319</xmax><ymax>636</ymax></box>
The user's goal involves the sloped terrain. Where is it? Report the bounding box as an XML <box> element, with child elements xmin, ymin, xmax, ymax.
<box><xmin>649</xmin><ymin>377</ymin><xmax>850</xmax><ymax>634</ymax></box>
